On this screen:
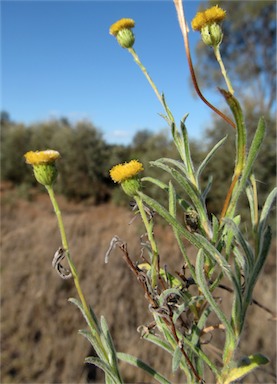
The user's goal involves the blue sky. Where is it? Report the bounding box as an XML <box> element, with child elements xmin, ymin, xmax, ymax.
<box><xmin>1</xmin><ymin>0</ymin><xmax>222</xmax><ymax>145</ymax></box>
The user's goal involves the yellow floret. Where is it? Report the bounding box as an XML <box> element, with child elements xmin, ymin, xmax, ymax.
<box><xmin>191</xmin><ymin>5</ymin><xmax>226</xmax><ymax>31</ymax></box>
<box><xmin>109</xmin><ymin>18</ymin><xmax>135</xmax><ymax>36</ymax></box>
<box><xmin>24</xmin><ymin>150</ymin><xmax>61</xmax><ymax>165</ymax></box>
<box><xmin>110</xmin><ymin>160</ymin><xmax>143</xmax><ymax>183</ymax></box>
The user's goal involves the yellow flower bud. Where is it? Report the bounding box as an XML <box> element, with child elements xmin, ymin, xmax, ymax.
<box><xmin>110</xmin><ymin>18</ymin><xmax>135</xmax><ymax>49</ymax></box>
<box><xmin>110</xmin><ymin>160</ymin><xmax>143</xmax><ymax>197</ymax></box>
<box><xmin>191</xmin><ymin>5</ymin><xmax>226</xmax><ymax>47</ymax></box>
<box><xmin>24</xmin><ymin>150</ymin><xmax>61</xmax><ymax>186</ymax></box>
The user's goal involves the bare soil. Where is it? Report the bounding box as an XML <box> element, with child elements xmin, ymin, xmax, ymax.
<box><xmin>1</xmin><ymin>187</ymin><xmax>276</xmax><ymax>383</ymax></box>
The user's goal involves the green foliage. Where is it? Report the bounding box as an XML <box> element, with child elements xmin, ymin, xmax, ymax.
<box><xmin>1</xmin><ymin>117</ymin><xmax>131</xmax><ymax>203</ymax></box>
<box><xmin>201</xmin><ymin>111</ymin><xmax>276</xmax><ymax>222</ymax></box>
<box><xmin>192</xmin><ymin>1</ymin><xmax>276</xmax><ymax>221</ymax></box>
<box><xmin>27</xmin><ymin>119</ymin><xmax>109</xmax><ymax>200</ymax></box>
<box><xmin>195</xmin><ymin>0</ymin><xmax>276</xmax><ymax>115</ymax></box>
<box><xmin>111</xmin><ymin>128</ymin><xmax>203</xmax><ymax>209</ymax></box>
<box><xmin>1</xmin><ymin>122</ymin><xmax>31</xmax><ymax>184</ymax></box>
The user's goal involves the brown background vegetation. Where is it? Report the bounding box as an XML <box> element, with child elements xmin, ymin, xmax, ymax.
<box><xmin>1</xmin><ymin>184</ymin><xmax>276</xmax><ymax>383</ymax></box>
<box><xmin>1</xmin><ymin>2</ymin><xmax>276</xmax><ymax>382</ymax></box>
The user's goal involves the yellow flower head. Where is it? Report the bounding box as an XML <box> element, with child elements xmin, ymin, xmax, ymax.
<box><xmin>191</xmin><ymin>5</ymin><xmax>226</xmax><ymax>31</ymax></box>
<box><xmin>109</xmin><ymin>18</ymin><xmax>135</xmax><ymax>36</ymax></box>
<box><xmin>110</xmin><ymin>18</ymin><xmax>135</xmax><ymax>48</ymax></box>
<box><xmin>110</xmin><ymin>160</ymin><xmax>143</xmax><ymax>183</ymax></box>
<box><xmin>24</xmin><ymin>150</ymin><xmax>61</xmax><ymax>186</ymax></box>
<box><xmin>24</xmin><ymin>150</ymin><xmax>61</xmax><ymax>165</ymax></box>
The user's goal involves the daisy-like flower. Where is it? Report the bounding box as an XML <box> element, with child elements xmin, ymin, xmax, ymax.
<box><xmin>191</xmin><ymin>5</ymin><xmax>226</xmax><ymax>47</ymax></box>
<box><xmin>110</xmin><ymin>160</ymin><xmax>143</xmax><ymax>197</ymax></box>
<box><xmin>191</xmin><ymin>5</ymin><xmax>226</xmax><ymax>31</ymax></box>
<box><xmin>24</xmin><ymin>150</ymin><xmax>61</xmax><ymax>186</ymax></box>
<box><xmin>109</xmin><ymin>18</ymin><xmax>135</xmax><ymax>48</ymax></box>
<box><xmin>110</xmin><ymin>160</ymin><xmax>143</xmax><ymax>183</ymax></box>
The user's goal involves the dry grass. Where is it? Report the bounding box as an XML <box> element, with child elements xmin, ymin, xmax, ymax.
<box><xmin>1</xmin><ymin>187</ymin><xmax>276</xmax><ymax>383</ymax></box>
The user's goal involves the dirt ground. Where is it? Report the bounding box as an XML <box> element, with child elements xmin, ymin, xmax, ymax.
<box><xmin>1</xmin><ymin>187</ymin><xmax>276</xmax><ymax>383</ymax></box>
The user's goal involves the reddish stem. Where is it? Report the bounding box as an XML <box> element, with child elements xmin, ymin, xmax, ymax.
<box><xmin>173</xmin><ymin>0</ymin><xmax>236</xmax><ymax>130</ymax></box>
<box><xmin>220</xmin><ymin>174</ymin><xmax>239</xmax><ymax>220</ymax></box>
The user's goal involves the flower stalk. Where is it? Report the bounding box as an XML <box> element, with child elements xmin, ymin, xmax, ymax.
<box><xmin>213</xmin><ymin>45</ymin><xmax>234</xmax><ymax>95</ymax></box>
<box><xmin>24</xmin><ymin>150</ymin><xmax>122</xmax><ymax>382</ymax></box>
<box><xmin>45</xmin><ymin>186</ymin><xmax>89</xmax><ymax>314</ymax></box>
<box><xmin>127</xmin><ymin>47</ymin><xmax>164</xmax><ymax>108</ymax></box>
<box><xmin>134</xmin><ymin>195</ymin><xmax>159</xmax><ymax>288</ymax></box>
<box><xmin>173</xmin><ymin>0</ymin><xmax>236</xmax><ymax>129</ymax></box>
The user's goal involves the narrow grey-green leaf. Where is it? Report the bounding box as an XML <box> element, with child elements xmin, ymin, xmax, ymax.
<box><xmin>85</xmin><ymin>356</ymin><xmax>120</xmax><ymax>383</ymax></box>
<box><xmin>141</xmin><ymin>176</ymin><xmax>169</xmax><ymax>191</ymax></box>
<box><xmin>100</xmin><ymin>316</ymin><xmax>120</xmax><ymax>373</ymax></box>
<box><xmin>117</xmin><ymin>352</ymin><xmax>171</xmax><ymax>384</ymax></box>
<box><xmin>223</xmin><ymin>218</ymin><xmax>254</xmax><ymax>273</ymax></box>
<box><xmin>79</xmin><ymin>329</ymin><xmax>108</xmax><ymax>363</ymax></box>
<box><xmin>180</xmin><ymin>119</ymin><xmax>195</xmax><ymax>175</ymax></box>
<box><xmin>258</xmin><ymin>186</ymin><xmax>277</xmax><ymax>240</ymax></box>
<box><xmin>243</xmin><ymin>226</ymin><xmax>272</xmax><ymax>318</ymax></box>
<box><xmin>68</xmin><ymin>298</ymin><xmax>98</xmax><ymax>336</ymax></box>
<box><xmin>211</xmin><ymin>214</ymin><xmax>220</xmax><ymax>243</ymax></box>
<box><xmin>201</xmin><ymin>175</ymin><xmax>213</xmax><ymax>202</ymax></box>
<box><xmin>223</xmin><ymin>353</ymin><xmax>269</xmax><ymax>384</ymax></box>
<box><xmin>142</xmin><ymin>176</ymin><xmax>190</xmax><ymax>210</ymax></box>
<box><xmin>225</xmin><ymin>215</ymin><xmax>241</xmax><ymax>256</ymax></box>
<box><xmin>227</xmin><ymin>116</ymin><xmax>266</xmax><ymax>218</ymax></box>
<box><xmin>172</xmin><ymin>345</ymin><xmax>182</xmax><ymax>372</ymax></box>
<box><xmin>195</xmin><ymin>250</ymin><xmax>236</xmax><ymax>343</ymax></box>
<box><xmin>168</xmin><ymin>181</ymin><xmax>176</xmax><ymax>218</ymax></box>
<box><xmin>197</xmin><ymin>135</ymin><xmax>227</xmax><ymax>178</ymax></box>
<box><xmin>138</xmin><ymin>191</ymin><xmax>199</xmax><ymax>249</ymax></box>
<box><xmin>245</xmin><ymin>175</ymin><xmax>258</xmax><ymax>230</ymax></box>
<box><xmin>141</xmin><ymin>332</ymin><xmax>173</xmax><ymax>355</ymax></box>
<box><xmin>153</xmin><ymin>157</ymin><xmax>187</xmax><ymax>175</ymax></box>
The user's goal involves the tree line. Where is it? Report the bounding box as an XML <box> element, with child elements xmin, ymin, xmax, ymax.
<box><xmin>0</xmin><ymin>112</ymin><xmax>177</xmax><ymax>204</ymax></box>
<box><xmin>2</xmin><ymin>1</ymin><xmax>275</xmax><ymax>216</ymax></box>
<box><xmin>1</xmin><ymin>110</ymin><xmax>275</xmax><ymax>222</ymax></box>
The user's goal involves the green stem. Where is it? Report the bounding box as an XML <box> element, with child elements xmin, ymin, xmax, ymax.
<box><xmin>128</xmin><ymin>47</ymin><xmax>163</xmax><ymax>106</ymax></box>
<box><xmin>46</xmin><ymin>185</ymin><xmax>69</xmax><ymax>251</ymax></box>
<box><xmin>213</xmin><ymin>45</ymin><xmax>234</xmax><ymax>95</ymax></box>
<box><xmin>127</xmin><ymin>47</ymin><xmax>175</xmax><ymax>126</ymax></box>
<box><xmin>134</xmin><ymin>195</ymin><xmax>159</xmax><ymax>288</ymax></box>
<box><xmin>45</xmin><ymin>185</ymin><xmax>109</xmax><ymax>361</ymax></box>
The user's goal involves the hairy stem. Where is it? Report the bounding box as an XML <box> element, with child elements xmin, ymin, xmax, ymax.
<box><xmin>45</xmin><ymin>185</ymin><xmax>109</xmax><ymax>360</ymax></box>
<box><xmin>134</xmin><ymin>195</ymin><xmax>159</xmax><ymax>288</ymax></box>
<box><xmin>213</xmin><ymin>45</ymin><xmax>234</xmax><ymax>95</ymax></box>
